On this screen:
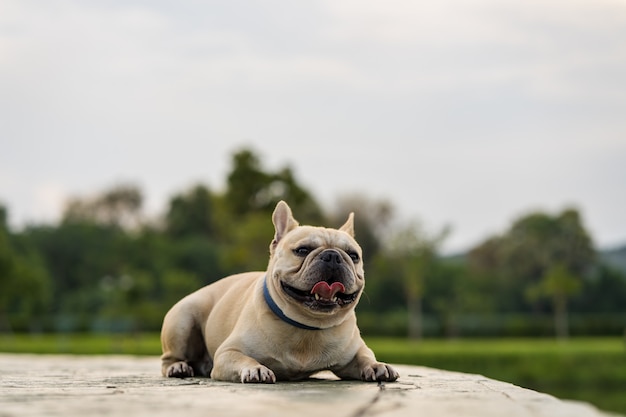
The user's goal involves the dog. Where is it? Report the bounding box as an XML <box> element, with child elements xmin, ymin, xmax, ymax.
<box><xmin>160</xmin><ymin>200</ymin><xmax>399</xmax><ymax>383</ymax></box>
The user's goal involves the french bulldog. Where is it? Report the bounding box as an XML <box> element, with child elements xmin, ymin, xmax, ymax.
<box><xmin>160</xmin><ymin>200</ymin><xmax>399</xmax><ymax>383</ymax></box>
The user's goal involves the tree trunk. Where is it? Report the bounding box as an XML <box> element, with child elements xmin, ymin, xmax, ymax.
<box><xmin>0</xmin><ymin>311</ymin><xmax>13</xmax><ymax>333</ymax></box>
<box><xmin>554</xmin><ymin>293</ymin><xmax>569</xmax><ymax>340</ymax></box>
<box><xmin>407</xmin><ymin>294</ymin><xmax>423</xmax><ymax>340</ymax></box>
<box><xmin>445</xmin><ymin>313</ymin><xmax>459</xmax><ymax>339</ymax></box>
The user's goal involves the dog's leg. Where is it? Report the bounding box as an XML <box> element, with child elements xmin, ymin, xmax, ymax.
<box><xmin>332</xmin><ymin>343</ymin><xmax>399</xmax><ymax>382</ymax></box>
<box><xmin>211</xmin><ymin>348</ymin><xmax>276</xmax><ymax>383</ymax></box>
<box><xmin>161</xmin><ymin>306</ymin><xmax>212</xmax><ymax>378</ymax></box>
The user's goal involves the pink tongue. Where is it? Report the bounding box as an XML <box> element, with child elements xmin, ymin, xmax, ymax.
<box><xmin>310</xmin><ymin>281</ymin><xmax>345</xmax><ymax>299</ymax></box>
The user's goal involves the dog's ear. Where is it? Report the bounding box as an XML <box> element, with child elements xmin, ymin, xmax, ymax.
<box><xmin>271</xmin><ymin>201</ymin><xmax>299</xmax><ymax>253</ymax></box>
<box><xmin>339</xmin><ymin>212</ymin><xmax>355</xmax><ymax>237</ymax></box>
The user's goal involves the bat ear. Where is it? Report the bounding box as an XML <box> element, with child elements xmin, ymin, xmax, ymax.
<box><xmin>339</xmin><ymin>212</ymin><xmax>355</xmax><ymax>237</ymax></box>
<box><xmin>271</xmin><ymin>201</ymin><xmax>299</xmax><ymax>252</ymax></box>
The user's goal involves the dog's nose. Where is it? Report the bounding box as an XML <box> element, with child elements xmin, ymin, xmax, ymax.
<box><xmin>320</xmin><ymin>249</ymin><xmax>342</xmax><ymax>264</ymax></box>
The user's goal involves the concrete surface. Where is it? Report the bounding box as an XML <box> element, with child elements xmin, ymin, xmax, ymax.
<box><xmin>0</xmin><ymin>353</ymin><xmax>618</xmax><ymax>417</ymax></box>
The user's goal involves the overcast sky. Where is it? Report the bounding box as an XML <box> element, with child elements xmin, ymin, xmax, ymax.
<box><xmin>1</xmin><ymin>0</ymin><xmax>625</xmax><ymax>253</ymax></box>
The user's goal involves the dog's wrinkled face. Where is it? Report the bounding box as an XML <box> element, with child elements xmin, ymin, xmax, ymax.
<box><xmin>268</xmin><ymin>202</ymin><xmax>364</xmax><ymax>321</ymax></box>
<box><xmin>274</xmin><ymin>226</ymin><xmax>364</xmax><ymax>313</ymax></box>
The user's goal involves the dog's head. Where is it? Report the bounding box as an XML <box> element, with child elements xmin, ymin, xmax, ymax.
<box><xmin>265</xmin><ymin>201</ymin><xmax>364</xmax><ymax>329</ymax></box>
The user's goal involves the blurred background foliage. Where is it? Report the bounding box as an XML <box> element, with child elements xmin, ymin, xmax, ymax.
<box><xmin>1</xmin><ymin>147</ymin><xmax>625</xmax><ymax>338</ymax></box>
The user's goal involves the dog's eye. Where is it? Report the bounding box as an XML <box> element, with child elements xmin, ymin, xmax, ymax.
<box><xmin>293</xmin><ymin>247</ymin><xmax>312</xmax><ymax>257</ymax></box>
<box><xmin>347</xmin><ymin>251</ymin><xmax>360</xmax><ymax>263</ymax></box>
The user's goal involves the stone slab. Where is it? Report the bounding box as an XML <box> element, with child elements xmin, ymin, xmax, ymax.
<box><xmin>0</xmin><ymin>354</ymin><xmax>618</xmax><ymax>417</ymax></box>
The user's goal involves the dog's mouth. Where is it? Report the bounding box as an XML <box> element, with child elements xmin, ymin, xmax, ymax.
<box><xmin>281</xmin><ymin>281</ymin><xmax>359</xmax><ymax>310</ymax></box>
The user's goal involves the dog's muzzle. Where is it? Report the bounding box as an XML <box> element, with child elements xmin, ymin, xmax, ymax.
<box><xmin>280</xmin><ymin>280</ymin><xmax>359</xmax><ymax>310</ymax></box>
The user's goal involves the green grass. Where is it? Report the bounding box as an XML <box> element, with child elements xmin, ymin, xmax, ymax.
<box><xmin>1</xmin><ymin>334</ymin><xmax>625</xmax><ymax>415</ymax></box>
<box><xmin>367</xmin><ymin>337</ymin><xmax>626</xmax><ymax>416</ymax></box>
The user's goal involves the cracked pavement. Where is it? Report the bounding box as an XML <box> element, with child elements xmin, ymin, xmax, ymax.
<box><xmin>0</xmin><ymin>354</ymin><xmax>617</xmax><ymax>417</ymax></box>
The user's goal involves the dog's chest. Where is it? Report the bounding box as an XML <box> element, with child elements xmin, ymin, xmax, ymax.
<box><xmin>258</xmin><ymin>336</ymin><xmax>346</xmax><ymax>379</ymax></box>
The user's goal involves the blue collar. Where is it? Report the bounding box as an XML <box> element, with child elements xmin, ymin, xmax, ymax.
<box><xmin>263</xmin><ymin>276</ymin><xmax>322</xmax><ymax>331</ymax></box>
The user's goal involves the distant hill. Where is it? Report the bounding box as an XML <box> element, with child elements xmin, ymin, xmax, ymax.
<box><xmin>600</xmin><ymin>245</ymin><xmax>626</xmax><ymax>274</ymax></box>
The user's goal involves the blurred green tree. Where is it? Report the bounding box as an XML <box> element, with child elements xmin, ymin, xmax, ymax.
<box><xmin>383</xmin><ymin>220</ymin><xmax>449</xmax><ymax>339</ymax></box>
<box><xmin>225</xmin><ymin>148</ymin><xmax>270</xmax><ymax>215</ymax></box>
<box><xmin>0</xmin><ymin>206</ymin><xmax>51</xmax><ymax>331</ymax></box>
<box><xmin>219</xmin><ymin>212</ymin><xmax>275</xmax><ymax>274</ymax></box>
<box><xmin>468</xmin><ymin>208</ymin><xmax>594</xmax><ymax>338</ymax></box>
<box><xmin>526</xmin><ymin>263</ymin><xmax>581</xmax><ymax>339</ymax></box>
<box><xmin>24</xmin><ymin>222</ymin><xmax>130</xmax><ymax>328</ymax></box>
<box><xmin>63</xmin><ymin>183</ymin><xmax>143</xmax><ymax>230</ymax></box>
<box><xmin>219</xmin><ymin>147</ymin><xmax>325</xmax><ymax>273</ymax></box>
<box><xmin>573</xmin><ymin>264</ymin><xmax>626</xmax><ymax>313</ymax></box>
<box><xmin>224</xmin><ymin>148</ymin><xmax>323</xmax><ymax>223</ymax></box>
<box><xmin>165</xmin><ymin>184</ymin><xmax>215</xmax><ymax>238</ymax></box>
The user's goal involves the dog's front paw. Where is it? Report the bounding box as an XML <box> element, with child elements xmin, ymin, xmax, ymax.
<box><xmin>166</xmin><ymin>361</ymin><xmax>194</xmax><ymax>378</ymax></box>
<box><xmin>360</xmin><ymin>362</ymin><xmax>399</xmax><ymax>382</ymax></box>
<box><xmin>240</xmin><ymin>365</ymin><xmax>276</xmax><ymax>384</ymax></box>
